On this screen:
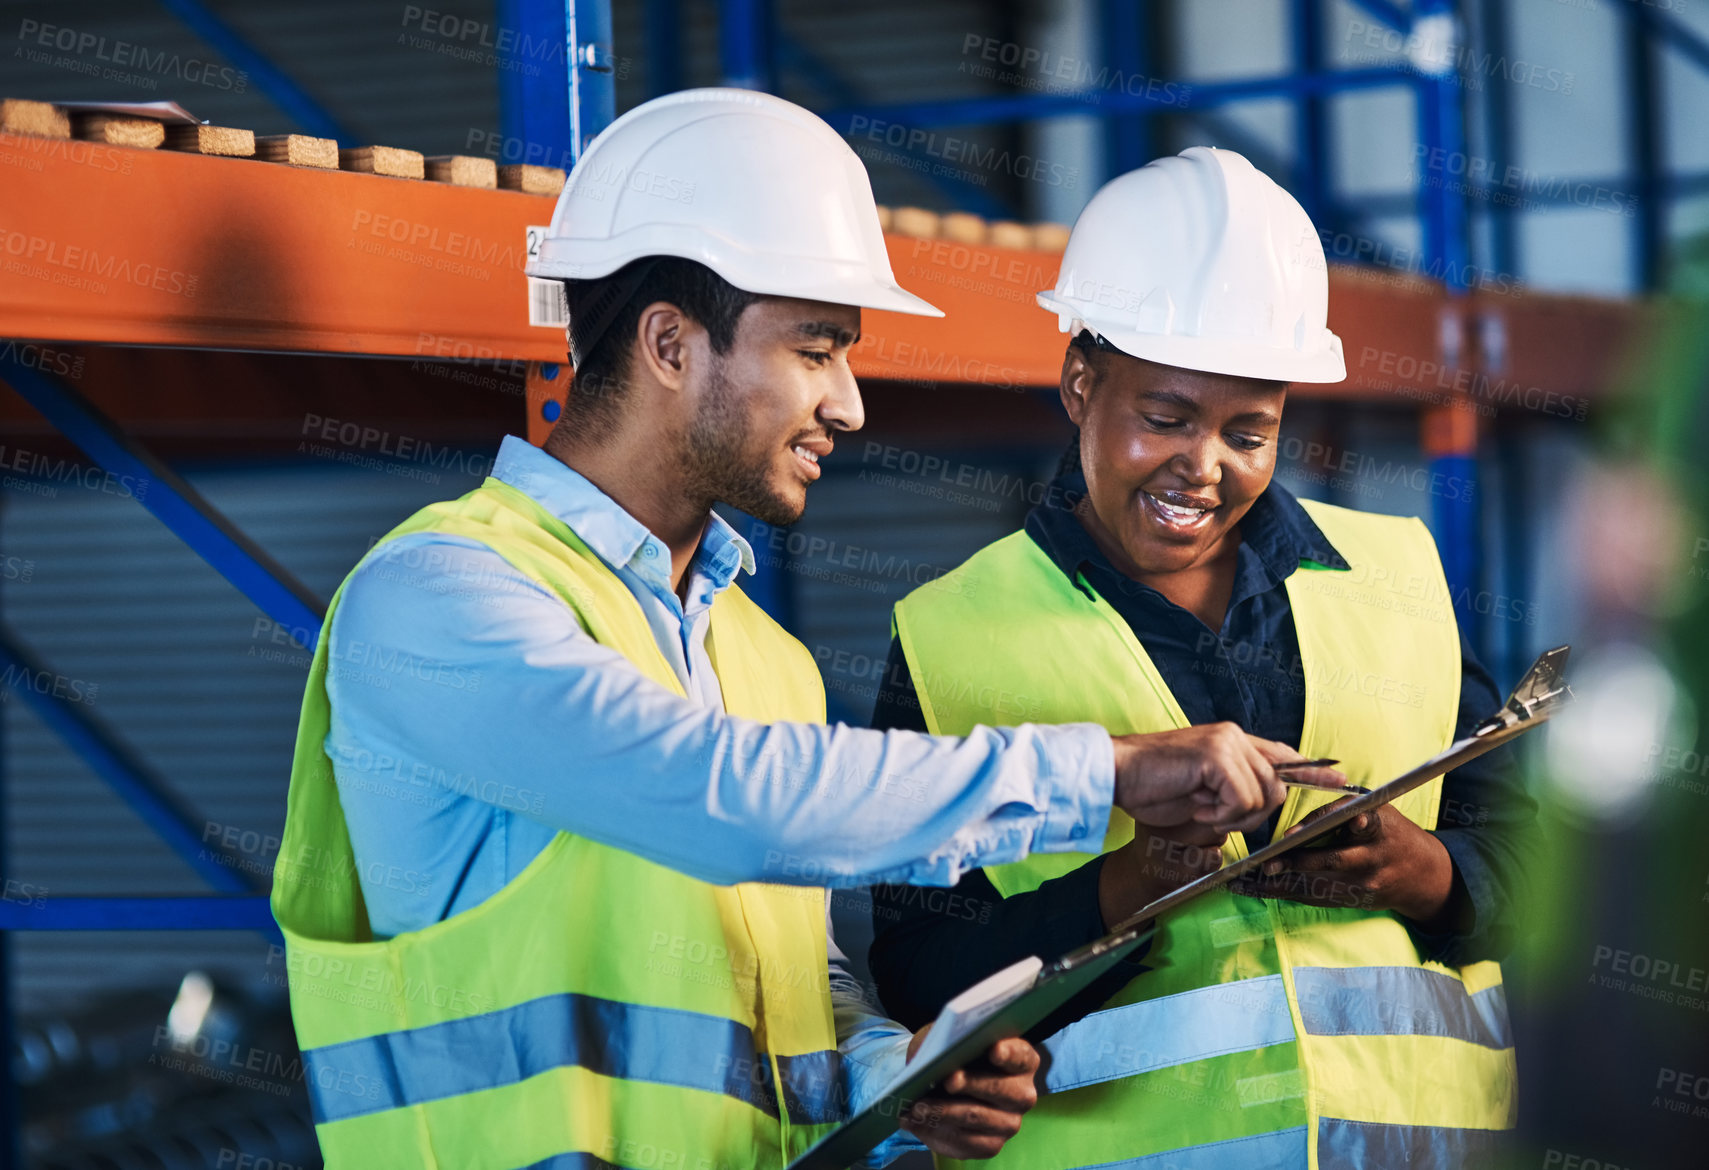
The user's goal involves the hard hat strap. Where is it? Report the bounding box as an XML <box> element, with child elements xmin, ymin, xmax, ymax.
<box><xmin>567</xmin><ymin>257</ymin><xmax>664</xmax><ymax>371</ymax></box>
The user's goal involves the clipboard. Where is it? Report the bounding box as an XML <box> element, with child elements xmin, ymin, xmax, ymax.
<box><xmin>788</xmin><ymin>923</ymin><xmax>1154</xmax><ymax>1170</ymax></box>
<box><xmin>1102</xmin><ymin>643</ymin><xmax>1571</xmax><ymax>937</ymax></box>
<box><xmin>789</xmin><ymin>645</ymin><xmax>1570</xmax><ymax>1170</ymax></box>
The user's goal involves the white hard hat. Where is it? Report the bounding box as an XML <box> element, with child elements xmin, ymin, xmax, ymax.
<box><xmin>1037</xmin><ymin>146</ymin><xmax>1345</xmax><ymax>384</ymax></box>
<box><xmin>526</xmin><ymin>87</ymin><xmax>942</xmax><ymax>320</ymax></box>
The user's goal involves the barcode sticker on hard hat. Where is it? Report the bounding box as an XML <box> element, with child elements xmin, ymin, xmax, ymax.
<box><xmin>527</xmin><ymin>276</ymin><xmax>569</xmax><ymax>328</ymax></box>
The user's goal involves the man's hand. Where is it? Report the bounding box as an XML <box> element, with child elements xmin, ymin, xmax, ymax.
<box><xmin>1230</xmin><ymin>799</ymin><xmax>1462</xmax><ymax>927</ymax></box>
<box><xmin>900</xmin><ymin>1030</ymin><xmax>1040</xmax><ymax>1159</ymax></box>
<box><xmin>1111</xmin><ymin>724</ymin><xmax>1347</xmax><ymax>832</ymax></box>
<box><xmin>1097</xmin><ymin>820</ymin><xmax>1228</xmax><ymax>929</ymax></box>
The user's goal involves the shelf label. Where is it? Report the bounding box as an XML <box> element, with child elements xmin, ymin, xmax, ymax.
<box><xmin>527</xmin><ymin>276</ymin><xmax>569</xmax><ymax>329</ymax></box>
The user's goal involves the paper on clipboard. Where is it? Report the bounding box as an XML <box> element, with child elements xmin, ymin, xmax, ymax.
<box><xmin>902</xmin><ymin>956</ymin><xmax>1042</xmax><ymax>1071</ymax></box>
<box><xmin>789</xmin><ymin>645</ymin><xmax>1570</xmax><ymax>1170</ymax></box>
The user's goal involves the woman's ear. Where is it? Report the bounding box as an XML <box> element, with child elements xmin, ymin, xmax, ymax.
<box><xmin>1059</xmin><ymin>342</ymin><xmax>1094</xmax><ymax>428</ymax></box>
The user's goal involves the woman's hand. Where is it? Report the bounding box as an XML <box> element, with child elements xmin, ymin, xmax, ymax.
<box><xmin>1098</xmin><ymin>820</ymin><xmax>1228</xmax><ymax>929</ymax></box>
<box><xmin>1231</xmin><ymin>800</ymin><xmax>1463</xmax><ymax>928</ymax></box>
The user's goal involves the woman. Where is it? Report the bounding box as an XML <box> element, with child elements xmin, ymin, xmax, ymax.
<box><xmin>868</xmin><ymin>148</ymin><xmax>1536</xmax><ymax>1170</ymax></box>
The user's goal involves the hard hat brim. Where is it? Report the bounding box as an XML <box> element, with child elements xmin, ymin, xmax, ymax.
<box><xmin>527</xmin><ymin>248</ymin><xmax>944</xmax><ymax>318</ymax></box>
<box><xmin>1038</xmin><ymin>293</ymin><xmax>1347</xmax><ymax>384</ymax></box>
<box><xmin>752</xmin><ymin>272</ymin><xmax>942</xmax><ymax>318</ymax></box>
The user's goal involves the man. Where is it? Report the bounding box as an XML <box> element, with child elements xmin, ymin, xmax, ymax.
<box><xmin>271</xmin><ymin>97</ymin><xmax>1319</xmax><ymax>1169</ymax></box>
<box><xmin>870</xmin><ymin>147</ymin><xmax>1537</xmax><ymax>1169</ymax></box>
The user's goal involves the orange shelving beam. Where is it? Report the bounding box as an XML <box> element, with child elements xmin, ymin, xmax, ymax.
<box><xmin>1</xmin><ymin>127</ymin><xmax>1642</xmax><ymax>436</ymax></box>
<box><xmin>0</xmin><ymin>130</ymin><xmax>560</xmax><ymax>361</ymax></box>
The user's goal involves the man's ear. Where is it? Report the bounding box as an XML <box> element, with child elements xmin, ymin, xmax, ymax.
<box><xmin>633</xmin><ymin>301</ymin><xmax>692</xmax><ymax>391</ymax></box>
<box><xmin>1059</xmin><ymin>343</ymin><xmax>1094</xmax><ymax>428</ymax></box>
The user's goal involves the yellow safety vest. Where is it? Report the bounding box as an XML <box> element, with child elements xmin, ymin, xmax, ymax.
<box><xmin>272</xmin><ymin>477</ymin><xmax>843</xmax><ymax>1169</ymax></box>
<box><xmin>892</xmin><ymin>499</ymin><xmax>1514</xmax><ymax>1170</ymax></box>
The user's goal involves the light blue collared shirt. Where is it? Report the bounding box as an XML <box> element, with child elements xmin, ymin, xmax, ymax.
<box><xmin>323</xmin><ymin>435</ymin><xmax>1115</xmax><ymax>1160</ymax></box>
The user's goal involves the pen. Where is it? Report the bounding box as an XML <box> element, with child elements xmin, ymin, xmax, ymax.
<box><xmin>1272</xmin><ymin>757</ymin><xmax>1339</xmax><ymax>772</ymax></box>
<box><xmin>1281</xmin><ymin>779</ymin><xmax>1372</xmax><ymax>795</ymax></box>
<box><xmin>1273</xmin><ymin>758</ymin><xmax>1371</xmax><ymax>795</ymax></box>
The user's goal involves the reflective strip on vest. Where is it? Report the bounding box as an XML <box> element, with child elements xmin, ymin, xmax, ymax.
<box><xmin>1293</xmin><ymin>967</ymin><xmax>1512</xmax><ymax>1049</ymax></box>
<box><xmin>302</xmin><ymin>991</ymin><xmax>843</xmax><ymax>1127</ymax></box>
<box><xmin>1317</xmin><ymin>1117</ymin><xmax>1503</xmax><ymax>1169</ymax></box>
<box><xmin>776</xmin><ymin>1050</ymin><xmax>846</xmax><ymax>1125</ymax></box>
<box><xmin>1042</xmin><ymin>976</ymin><xmax>1295</xmax><ymax>1093</ymax></box>
<box><xmin>1077</xmin><ymin>1126</ymin><xmax>1308</xmax><ymax>1169</ymax></box>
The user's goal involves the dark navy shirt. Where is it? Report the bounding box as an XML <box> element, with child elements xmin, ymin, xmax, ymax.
<box><xmin>867</xmin><ymin>470</ymin><xmax>1539</xmax><ymax>1033</ymax></box>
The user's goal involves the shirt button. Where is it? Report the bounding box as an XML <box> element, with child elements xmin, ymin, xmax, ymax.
<box><xmin>1070</xmin><ymin>824</ymin><xmax>1087</xmax><ymax>840</ymax></box>
<box><xmin>642</xmin><ymin>544</ymin><xmax>657</xmax><ymax>558</ymax></box>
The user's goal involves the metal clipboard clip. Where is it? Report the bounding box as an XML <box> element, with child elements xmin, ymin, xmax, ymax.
<box><xmin>1473</xmin><ymin>645</ymin><xmax>1573</xmax><ymax>737</ymax></box>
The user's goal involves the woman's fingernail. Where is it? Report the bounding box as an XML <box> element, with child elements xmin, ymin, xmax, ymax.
<box><xmin>1263</xmin><ymin>862</ymin><xmax>1281</xmax><ymax>876</ymax></box>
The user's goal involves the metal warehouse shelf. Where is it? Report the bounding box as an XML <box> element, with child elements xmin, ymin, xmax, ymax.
<box><xmin>0</xmin><ymin>127</ymin><xmax>1644</xmax><ymax>442</ymax></box>
<box><xmin>0</xmin><ymin>128</ymin><xmax>559</xmax><ymax>361</ymax></box>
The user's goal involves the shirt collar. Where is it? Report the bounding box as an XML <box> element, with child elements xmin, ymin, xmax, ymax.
<box><xmin>1238</xmin><ymin>478</ymin><xmax>1349</xmax><ymax>578</ymax></box>
<box><xmin>489</xmin><ymin>434</ymin><xmax>755</xmax><ymax>592</ymax></box>
<box><xmin>1025</xmin><ymin>467</ymin><xmax>1347</xmax><ymax>594</ymax></box>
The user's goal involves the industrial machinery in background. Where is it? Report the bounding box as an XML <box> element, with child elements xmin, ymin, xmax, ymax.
<box><xmin>15</xmin><ymin>974</ymin><xmax>317</xmax><ymax>1169</ymax></box>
